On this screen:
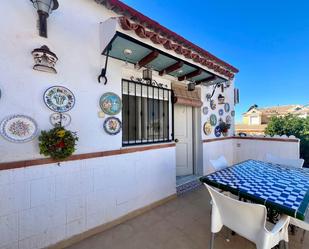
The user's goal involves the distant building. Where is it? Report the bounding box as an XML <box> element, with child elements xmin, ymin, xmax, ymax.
<box><xmin>236</xmin><ymin>104</ymin><xmax>309</xmax><ymax>135</ymax></box>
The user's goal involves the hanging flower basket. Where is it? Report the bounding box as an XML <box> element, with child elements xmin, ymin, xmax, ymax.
<box><xmin>38</xmin><ymin>127</ymin><xmax>78</xmax><ymax>160</ymax></box>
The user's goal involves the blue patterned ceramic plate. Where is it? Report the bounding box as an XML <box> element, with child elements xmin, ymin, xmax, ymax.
<box><xmin>100</xmin><ymin>92</ymin><xmax>122</xmax><ymax>116</ymax></box>
<box><xmin>44</xmin><ymin>86</ymin><xmax>75</xmax><ymax>113</ymax></box>
<box><xmin>231</xmin><ymin>110</ymin><xmax>235</xmax><ymax>117</ymax></box>
<box><xmin>210</xmin><ymin>114</ymin><xmax>217</xmax><ymax>126</ymax></box>
<box><xmin>214</xmin><ymin>126</ymin><xmax>221</xmax><ymax>137</ymax></box>
<box><xmin>224</xmin><ymin>103</ymin><xmax>230</xmax><ymax>112</ymax></box>
<box><xmin>210</xmin><ymin>100</ymin><xmax>216</xmax><ymax>110</ymax></box>
<box><xmin>219</xmin><ymin>109</ymin><xmax>224</xmax><ymax>116</ymax></box>
<box><xmin>0</xmin><ymin>115</ymin><xmax>38</xmax><ymax>143</ymax></box>
<box><xmin>103</xmin><ymin>117</ymin><xmax>121</xmax><ymax>135</ymax></box>
<box><xmin>202</xmin><ymin>106</ymin><xmax>209</xmax><ymax>115</ymax></box>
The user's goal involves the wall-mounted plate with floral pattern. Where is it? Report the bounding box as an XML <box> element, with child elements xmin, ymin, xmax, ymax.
<box><xmin>202</xmin><ymin>106</ymin><xmax>209</xmax><ymax>115</ymax></box>
<box><xmin>100</xmin><ymin>92</ymin><xmax>122</xmax><ymax>116</ymax></box>
<box><xmin>44</xmin><ymin>86</ymin><xmax>75</xmax><ymax>113</ymax></box>
<box><xmin>210</xmin><ymin>100</ymin><xmax>216</xmax><ymax>110</ymax></box>
<box><xmin>219</xmin><ymin>109</ymin><xmax>224</xmax><ymax>116</ymax></box>
<box><xmin>224</xmin><ymin>103</ymin><xmax>230</xmax><ymax>112</ymax></box>
<box><xmin>203</xmin><ymin>122</ymin><xmax>212</xmax><ymax>135</ymax></box>
<box><xmin>0</xmin><ymin>115</ymin><xmax>38</xmax><ymax>143</ymax></box>
<box><xmin>50</xmin><ymin>113</ymin><xmax>71</xmax><ymax>127</ymax></box>
<box><xmin>103</xmin><ymin>117</ymin><xmax>121</xmax><ymax>135</ymax></box>
<box><xmin>210</xmin><ymin>114</ymin><xmax>217</xmax><ymax>126</ymax></box>
<box><xmin>231</xmin><ymin>110</ymin><xmax>235</xmax><ymax>117</ymax></box>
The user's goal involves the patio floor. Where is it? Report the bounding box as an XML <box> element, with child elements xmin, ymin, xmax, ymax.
<box><xmin>66</xmin><ymin>187</ymin><xmax>309</xmax><ymax>249</ymax></box>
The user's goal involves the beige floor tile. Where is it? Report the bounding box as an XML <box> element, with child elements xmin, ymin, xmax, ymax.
<box><xmin>160</xmin><ymin>233</ymin><xmax>200</xmax><ymax>249</ymax></box>
<box><xmin>66</xmin><ymin>186</ymin><xmax>307</xmax><ymax>249</ymax></box>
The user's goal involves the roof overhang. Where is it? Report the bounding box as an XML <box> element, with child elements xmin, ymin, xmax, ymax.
<box><xmin>96</xmin><ymin>0</ymin><xmax>238</xmax><ymax>75</ymax></box>
<box><xmin>100</xmin><ymin>17</ymin><xmax>230</xmax><ymax>86</ymax></box>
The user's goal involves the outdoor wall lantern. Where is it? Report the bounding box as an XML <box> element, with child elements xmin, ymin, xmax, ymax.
<box><xmin>32</xmin><ymin>45</ymin><xmax>58</xmax><ymax>73</ymax></box>
<box><xmin>218</xmin><ymin>94</ymin><xmax>225</xmax><ymax>104</ymax></box>
<box><xmin>143</xmin><ymin>68</ymin><xmax>152</xmax><ymax>81</ymax></box>
<box><xmin>187</xmin><ymin>82</ymin><xmax>196</xmax><ymax>91</ymax></box>
<box><xmin>30</xmin><ymin>0</ymin><xmax>59</xmax><ymax>38</ymax></box>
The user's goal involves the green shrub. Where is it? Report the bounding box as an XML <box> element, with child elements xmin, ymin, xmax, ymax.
<box><xmin>265</xmin><ymin>115</ymin><xmax>309</xmax><ymax>166</ymax></box>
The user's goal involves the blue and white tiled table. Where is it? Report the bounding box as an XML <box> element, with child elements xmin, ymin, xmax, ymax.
<box><xmin>200</xmin><ymin>160</ymin><xmax>309</xmax><ymax>221</ymax></box>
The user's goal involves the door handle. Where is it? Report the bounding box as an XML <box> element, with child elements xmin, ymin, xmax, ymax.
<box><xmin>175</xmin><ymin>139</ymin><xmax>179</xmax><ymax>143</ymax></box>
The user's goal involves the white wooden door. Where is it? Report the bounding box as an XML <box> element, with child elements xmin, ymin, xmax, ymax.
<box><xmin>174</xmin><ymin>105</ymin><xmax>193</xmax><ymax>176</ymax></box>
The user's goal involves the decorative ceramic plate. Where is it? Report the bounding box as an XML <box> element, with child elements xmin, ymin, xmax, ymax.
<box><xmin>231</xmin><ymin>110</ymin><xmax>235</xmax><ymax>117</ymax></box>
<box><xmin>100</xmin><ymin>92</ymin><xmax>122</xmax><ymax>116</ymax></box>
<box><xmin>226</xmin><ymin>115</ymin><xmax>232</xmax><ymax>125</ymax></box>
<box><xmin>210</xmin><ymin>100</ymin><xmax>216</xmax><ymax>110</ymax></box>
<box><xmin>224</xmin><ymin>103</ymin><xmax>230</xmax><ymax>112</ymax></box>
<box><xmin>214</xmin><ymin>126</ymin><xmax>221</xmax><ymax>137</ymax></box>
<box><xmin>50</xmin><ymin>113</ymin><xmax>71</xmax><ymax>127</ymax></box>
<box><xmin>219</xmin><ymin>109</ymin><xmax>224</xmax><ymax>116</ymax></box>
<box><xmin>203</xmin><ymin>122</ymin><xmax>212</xmax><ymax>135</ymax></box>
<box><xmin>103</xmin><ymin>117</ymin><xmax>121</xmax><ymax>135</ymax></box>
<box><xmin>210</xmin><ymin>114</ymin><xmax>217</xmax><ymax>126</ymax></box>
<box><xmin>202</xmin><ymin>106</ymin><xmax>209</xmax><ymax>115</ymax></box>
<box><xmin>44</xmin><ymin>86</ymin><xmax>75</xmax><ymax>113</ymax></box>
<box><xmin>0</xmin><ymin>115</ymin><xmax>38</xmax><ymax>143</ymax></box>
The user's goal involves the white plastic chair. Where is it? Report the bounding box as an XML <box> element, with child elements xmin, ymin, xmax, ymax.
<box><xmin>265</xmin><ymin>153</ymin><xmax>304</xmax><ymax>168</ymax></box>
<box><xmin>290</xmin><ymin>217</ymin><xmax>309</xmax><ymax>244</ymax></box>
<box><xmin>209</xmin><ymin>156</ymin><xmax>230</xmax><ymax>197</ymax></box>
<box><xmin>209</xmin><ymin>155</ymin><xmax>229</xmax><ymax>171</ymax></box>
<box><xmin>205</xmin><ymin>184</ymin><xmax>290</xmax><ymax>249</ymax></box>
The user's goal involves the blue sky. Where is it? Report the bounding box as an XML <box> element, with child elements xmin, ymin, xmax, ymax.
<box><xmin>123</xmin><ymin>0</ymin><xmax>309</xmax><ymax>122</ymax></box>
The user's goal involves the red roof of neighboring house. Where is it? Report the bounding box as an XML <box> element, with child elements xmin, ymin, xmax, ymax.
<box><xmin>95</xmin><ymin>0</ymin><xmax>239</xmax><ymax>77</ymax></box>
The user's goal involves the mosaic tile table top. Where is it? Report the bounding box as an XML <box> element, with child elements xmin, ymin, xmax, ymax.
<box><xmin>200</xmin><ymin>160</ymin><xmax>309</xmax><ymax>220</ymax></box>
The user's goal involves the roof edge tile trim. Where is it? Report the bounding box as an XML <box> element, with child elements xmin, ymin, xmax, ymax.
<box><xmin>95</xmin><ymin>0</ymin><xmax>239</xmax><ymax>77</ymax></box>
<box><xmin>118</xmin><ymin>17</ymin><xmax>234</xmax><ymax>79</ymax></box>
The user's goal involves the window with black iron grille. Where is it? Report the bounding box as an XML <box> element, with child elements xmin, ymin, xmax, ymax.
<box><xmin>122</xmin><ymin>79</ymin><xmax>172</xmax><ymax>146</ymax></box>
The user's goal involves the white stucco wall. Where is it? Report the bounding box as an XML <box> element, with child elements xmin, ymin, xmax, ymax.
<box><xmin>234</xmin><ymin>138</ymin><xmax>300</xmax><ymax>163</ymax></box>
<box><xmin>0</xmin><ymin>147</ymin><xmax>175</xmax><ymax>249</ymax></box>
<box><xmin>200</xmin><ymin>80</ymin><xmax>236</xmax><ymax>140</ymax></box>
<box><xmin>0</xmin><ymin>1</ymin><xmax>178</xmax><ymax>248</ymax></box>
<box><xmin>203</xmin><ymin>137</ymin><xmax>300</xmax><ymax>174</ymax></box>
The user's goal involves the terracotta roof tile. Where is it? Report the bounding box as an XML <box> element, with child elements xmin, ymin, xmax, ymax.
<box><xmin>95</xmin><ymin>0</ymin><xmax>239</xmax><ymax>77</ymax></box>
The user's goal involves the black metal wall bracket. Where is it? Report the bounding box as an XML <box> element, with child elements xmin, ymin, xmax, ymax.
<box><xmin>98</xmin><ymin>45</ymin><xmax>112</xmax><ymax>85</ymax></box>
<box><xmin>206</xmin><ymin>82</ymin><xmax>222</xmax><ymax>101</ymax></box>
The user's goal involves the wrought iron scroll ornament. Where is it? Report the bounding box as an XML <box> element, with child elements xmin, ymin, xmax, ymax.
<box><xmin>206</xmin><ymin>80</ymin><xmax>231</xmax><ymax>102</ymax></box>
<box><xmin>129</xmin><ymin>76</ymin><xmax>168</xmax><ymax>89</ymax></box>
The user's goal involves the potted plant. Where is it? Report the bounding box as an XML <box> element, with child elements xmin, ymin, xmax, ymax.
<box><xmin>218</xmin><ymin>121</ymin><xmax>231</xmax><ymax>137</ymax></box>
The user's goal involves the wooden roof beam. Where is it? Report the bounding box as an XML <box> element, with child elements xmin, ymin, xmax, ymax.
<box><xmin>159</xmin><ymin>61</ymin><xmax>184</xmax><ymax>76</ymax></box>
<box><xmin>178</xmin><ymin>69</ymin><xmax>202</xmax><ymax>81</ymax></box>
<box><xmin>136</xmin><ymin>51</ymin><xmax>159</xmax><ymax>69</ymax></box>
<box><xmin>195</xmin><ymin>75</ymin><xmax>217</xmax><ymax>85</ymax></box>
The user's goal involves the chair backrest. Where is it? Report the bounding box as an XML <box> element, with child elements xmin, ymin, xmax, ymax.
<box><xmin>209</xmin><ymin>156</ymin><xmax>228</xmax><ymax>171</ymax></box>
<box><xmin>265</xmin><ymin>153</ymin><xmax>304</xmax><ymax>168</ymax></box>
<box><xmin>205</xmin><ymin>184</ymin><xmax>267</xmax><ymax>243</ymax></box>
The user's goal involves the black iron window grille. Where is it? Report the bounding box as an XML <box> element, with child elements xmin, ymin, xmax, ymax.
<box><xmin>122</xmin><ymin>78</ymin><xmax>172</xmax><ymax>146</ymax></box>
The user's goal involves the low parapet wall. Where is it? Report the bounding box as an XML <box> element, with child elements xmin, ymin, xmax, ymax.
<box><xmin>203</xmin><ymin>135</ymin><xmax>300</xmax><ymax>174</ymax></box>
